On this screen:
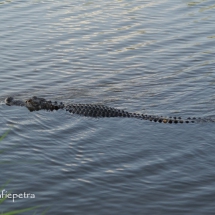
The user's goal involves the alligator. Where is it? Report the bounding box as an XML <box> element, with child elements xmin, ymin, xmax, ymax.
<box><xmin>4</xmin><ymin>96</ymin><xmax>213</xmax><ymax>124</ymax></box>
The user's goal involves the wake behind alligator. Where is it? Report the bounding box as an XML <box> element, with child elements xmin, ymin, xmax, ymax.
<box><xmin>5</xmin><ymin>96</ymin><xmax>214</xmax><ymax>124</ymax></box>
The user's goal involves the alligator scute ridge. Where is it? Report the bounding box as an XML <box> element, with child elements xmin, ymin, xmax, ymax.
<box><xmin>4</xmin><ymin>96</ymin><xmax>213</xmax><ymax>124</ymax></box>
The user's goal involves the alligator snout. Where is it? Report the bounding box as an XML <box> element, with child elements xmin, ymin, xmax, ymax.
<box><xmin>5</xmin><ymin>97</ymin><xmax>14</xmax><ymax>106</ymax></box>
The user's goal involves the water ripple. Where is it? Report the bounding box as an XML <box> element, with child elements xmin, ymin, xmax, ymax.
<box><xmin>1</xmin><ymin>0</ymin><xmax>215</xmax><ymax>214</ymax></box>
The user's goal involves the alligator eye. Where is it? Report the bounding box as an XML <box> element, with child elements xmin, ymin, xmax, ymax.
<box><xmin>26</xmin><ymin>99</ymin><xmax>32</xmax><ymax>103</ymax></box>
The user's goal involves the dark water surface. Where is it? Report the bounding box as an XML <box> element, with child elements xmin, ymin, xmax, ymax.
<box><xmin>1</xmin><ymin>0</ymin><xmax>215</xmax><ymax>214</ymax></box>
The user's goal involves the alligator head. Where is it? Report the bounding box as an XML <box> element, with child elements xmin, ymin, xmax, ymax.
<box><xmin>5</xmin><ymin>96</ymin><xmax>60</xmax><ymax>111</ymax></box>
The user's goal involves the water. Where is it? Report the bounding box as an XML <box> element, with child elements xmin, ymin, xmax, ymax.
<box><xmin>0</xmin><ymin>0</ymin><xmax>215</xmax><ymax>214</ymax></box>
